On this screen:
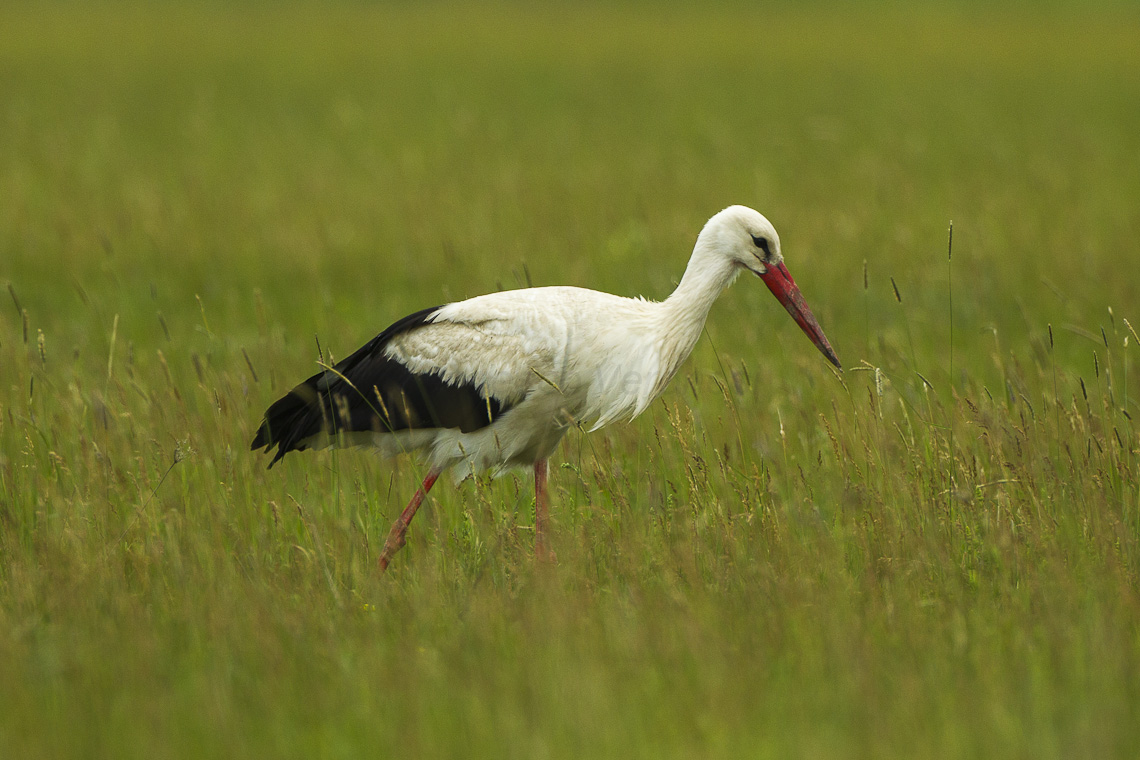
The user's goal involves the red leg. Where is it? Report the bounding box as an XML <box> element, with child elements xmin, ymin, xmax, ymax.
<box><xmin>379</xmin><ymin>467</ymin><xmax>441</xmax><ymax>571</ymax></box>
<box><xmin>534</xmin><ymin>459</ymin><xmax>555</xmax><ymax>562</ymax></box>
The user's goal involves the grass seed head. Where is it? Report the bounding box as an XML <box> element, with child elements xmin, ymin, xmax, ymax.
<box><xmin>1124</xmin><ymin>317</ymin><xmax>1139</xmax><ymax>346</ymax></box>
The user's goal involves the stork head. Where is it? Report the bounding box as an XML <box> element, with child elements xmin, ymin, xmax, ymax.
<box><xmin>707</xmin><ymin>205</ymin><xmax>842</xmax><ymax>370</ymax></box>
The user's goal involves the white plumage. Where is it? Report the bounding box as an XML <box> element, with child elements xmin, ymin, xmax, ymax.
<box><xmin>252</xmin><ymin>205</ymin><xmax>840</xmax><ymax>569</ymax></box>
<box><xmin>389</xmin><ymin>287</ymin><xmax>681</xmax><ymax>476</ymax></box>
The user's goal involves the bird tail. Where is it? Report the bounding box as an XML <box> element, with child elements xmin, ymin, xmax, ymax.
<box><xmin>250</xmin><ymin>381</ymin><xmax>326</xmax><ymax>468</ymax></box>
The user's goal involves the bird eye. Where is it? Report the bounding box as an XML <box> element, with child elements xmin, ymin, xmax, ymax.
<box><xmin>750</xmin><ymin>234</ymin><xmax>771</xmax><ymax>255</ymax></box>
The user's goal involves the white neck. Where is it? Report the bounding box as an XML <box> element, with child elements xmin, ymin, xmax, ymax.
<box><xmin>665</xmin><ymin>238</ymin><xmax>739</xmax><ymax>316</ymax></box>
<box><xmin>654</xmin><ymin>236</ymin><xmax>740</xmax><ymax>381</ymax></box>
<box><xmin>584</xmin><ymin>230</ymin><xmax>742</xmax><ymax>426</ymax></box>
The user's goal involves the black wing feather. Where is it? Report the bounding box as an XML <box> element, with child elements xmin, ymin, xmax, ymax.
<box><xmin>250</xmin><ymin>306</ymin><xmax>508</xmax><ymax>467</ymax></box>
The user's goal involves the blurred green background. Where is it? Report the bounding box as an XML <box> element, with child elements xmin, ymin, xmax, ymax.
<box><xmin>1</xmin><ymin>2</ymin><xmax>1138</xmax><ymax>758</ymax></box>
<box><xmin>5</xmin><ymin>1</ymin><xmax>1137</xmax><ymax>369</ymax></box>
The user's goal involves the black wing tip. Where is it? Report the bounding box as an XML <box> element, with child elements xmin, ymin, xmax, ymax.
<box><xmin>251</xmin><ymin>433</ymin><xmax>290</xmax><ymax>470</ymax></box>
<box><xmin>248</xmin><ymin>303</ymin><xmax>454</xmax><ymax>471</ymax></box>
<box><xmin>250</xmin><ymin>425</ymin><xmax>278</xmax><ymax>468</ymax></box>
<box><xmin>250</xmin><ymin>405</ymin><xmax>302</xmax><ymax>468</ymax></box>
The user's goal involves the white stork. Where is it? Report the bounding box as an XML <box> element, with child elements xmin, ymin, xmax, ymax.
<box><xmin>251</xmin><ymin>205</ymin><xmax>841</xmax><ymax>570</ymax></box>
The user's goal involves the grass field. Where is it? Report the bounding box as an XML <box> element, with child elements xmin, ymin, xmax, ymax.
<box><xmin>2</xmin><ymin>1</ymin><xmax>1139</xmax><ymax>757</ymax></box>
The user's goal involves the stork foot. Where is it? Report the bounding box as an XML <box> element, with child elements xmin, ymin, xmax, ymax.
<box><xmin>535</xmin><ymin>528</ymin><xmax>557</xmax><ymax>564</ymax></box>
<box><xmin>378</xmin><ymin>519</ymin><xmax>409</xmax><ymax>572</ymax></box>
<box><xmin>533</xmin><ymin>458</ymin><xmax>556</xmax><ymax>564</ymax></box>
<box><xmin>378</xmin><ymin>467</ymin><xmax>442</xmax><ymax>573</ymax></box>
<box><xmin>536</xmin><ymin>541</ymin><xmax>557</xmax><ymax>565</ymax></box>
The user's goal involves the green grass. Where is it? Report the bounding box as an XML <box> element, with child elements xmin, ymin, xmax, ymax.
<box><xmin>2</xmin><ymin>1</ymin><xmax>1139</xmax><ymax>757</ymax></box>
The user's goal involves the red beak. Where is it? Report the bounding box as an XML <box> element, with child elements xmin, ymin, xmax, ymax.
<box><xmin>759</xmin><ymin>261</ymin><xmax>842</xmax><ymax>369</ymax></box>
